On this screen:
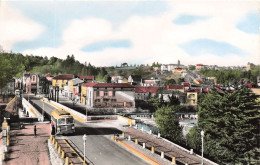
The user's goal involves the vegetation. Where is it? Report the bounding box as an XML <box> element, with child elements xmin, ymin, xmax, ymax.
<box><xmin>200</xmin><ymin>67</ymin><xmax>260</xmax><ymax>84</ymax></box>
<box><xmin>195</xmin><ymin>87</ymin><xmax>259</xmax><ymax>164</ymax></box>
<box><xmin>186</xmin><ymin>127</ymin><xmax>201</xmax><ymax>151</ymax></box>
<box><xmin>189</xmin><ymin>65</ymin><xmax>195</xmax><ymax>70</ymax></box>
<box><xmin>152</xmin><ymin>62</ymin><xmax>160</xmax><ymax>67</ymax></box>
<box><xmin>155</xmin><ymin>105</ymin><xmax>183</xmax><ymax>143</ymax></box>
<box><xmin>0</xmin><ymin>52</ymin><xmax>108</xmax><ymax>88</ymax></box>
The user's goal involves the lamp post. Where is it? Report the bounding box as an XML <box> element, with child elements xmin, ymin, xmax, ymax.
<box><xmin>201</xmin><ymin>130</ymin><xmax>205</xmax><ymax>165</ymax></box>
<box><xmin>83</xmin><ymin>134</ymin><xmax>87</xmax><ymax>165</ymax></box>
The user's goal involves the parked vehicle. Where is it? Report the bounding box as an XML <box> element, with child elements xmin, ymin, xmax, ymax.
<box><xmin>15</xmin><ymin>89</ymin><xmax>20</xmax><ymax>95</ymax></box>
<box><xmin>51</xmin><ymin>109</ymin><xmax>75</xmax><ymax>135</ymax></box>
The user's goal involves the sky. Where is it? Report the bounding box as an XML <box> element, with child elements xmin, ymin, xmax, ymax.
<box><xmin>0</xmin><ymin>0</ymin><xmax>259</xmax><ymax>66</ymax></box>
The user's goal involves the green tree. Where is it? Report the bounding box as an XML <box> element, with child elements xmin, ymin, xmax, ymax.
<box><xmin>186</xmin><ymin>127</ymin><xmax>201</xmax><ymax>151</ymax></box>
<box><xmin>155</xmin><ymin>105</ymin><xmax>182</xmax><ymax>142</ymax></box>
<box><xmin>197</xmin><ymin>87</ymin><xmax>259</xmax><ymax>164</ymax></box>
<box><xmin>189</xmin><ymin>65</ymin><xmax>195</xmax><ymax>70</ymax></box>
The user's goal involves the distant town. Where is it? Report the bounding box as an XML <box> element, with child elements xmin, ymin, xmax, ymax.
<box><xmin>0</xmin><ymin>53</ymin><xmax>259</xmax><ymax>165</ymax></box>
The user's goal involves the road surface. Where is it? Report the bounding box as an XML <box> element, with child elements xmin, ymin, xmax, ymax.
<box><xmin>28</xmin><ymin>95</ymin><xmax>149</xmax><ymax>165</ymax></box>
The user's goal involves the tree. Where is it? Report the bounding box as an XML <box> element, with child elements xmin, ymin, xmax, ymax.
<box><xmin>189</xmin><ymin>65</ymin><xmax>195</xmax><ymax>70</ymax></box>
<box><xmin>186</xmin><ymin>127</ymin><xmax>201</xmax><ymax>151</ymax></box>
<box><xmin>155</xmin><ymin>105</ymin><xmax>182</xmax><ymax>142</ymax></box>
<box><xmin>197</xmin><ymin>87</ymin><xmax>259</xmax><ymax>164</ymax></box>
<box><xmin>168</xmin><ymin>93</ymin><xmax>180</xmax><ymax>106</ymax></box>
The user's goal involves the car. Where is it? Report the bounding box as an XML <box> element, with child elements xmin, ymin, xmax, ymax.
<box><xmin>15</xmin><ymin>90</ymin><xmax>20</xmax><ymax>95</ymax></box>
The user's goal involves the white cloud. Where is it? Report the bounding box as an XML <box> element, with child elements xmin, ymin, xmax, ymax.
<box><xmin>21</xmin><ymin>1</ymin><xmax>260</xmax><ymax>66</ymax></box>
<box><xmin>0</xmin><ymin>1</ymin><xmax>45</xmax><ymax>50</ymax></box>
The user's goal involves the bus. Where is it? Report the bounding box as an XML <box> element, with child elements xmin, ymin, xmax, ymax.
<box><xmin>51</xmin><ymin>109</ymin><xmax>75</xmax><ymax>135</ymax></box>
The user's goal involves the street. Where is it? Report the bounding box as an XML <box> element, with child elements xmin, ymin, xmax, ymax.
<box><xmin>28</xmin><ymin>95</ymin><xmax>149</xmax><ymax>165</ymax></box>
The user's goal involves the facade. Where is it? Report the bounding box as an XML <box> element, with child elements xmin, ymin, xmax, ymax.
<box><xmin>196</xmin><ymin>64</ymin><xmax>204</xmax><ymax>70</ymax></box>
<box><xmin>84</xmin><ymin>83</ymin><xmax>135</xmax><ymax>110</ymax></box>
<box><xmin>141</xmin><ymin>78</ymin><xmax>160</xmax><ymax>87</ymax></box>
<box><xmin>172</xmin><ymin>68</ymin><xmax>187</xmax><ymax>78</ymax></box>
<box><xmin>46</xmin><ymin>74</ymin><xmax>53</xmax><ymax>81</ymax></box>
<box><xmin>68</xmin><ymin>78</ymin><xmax>84</xmax><ymax>100</ymax></box>
<box><xmin>135</xmin><ymin>86</ymin><xmax>159</xmax><ymax>101</ymax></box>
<box><xmin>111</xmin><ymin>76</ymin><xmax>124</xmax><ymax>83</ymax></box>
<box><xmin>81</xmin><ymin>85</ymin><xmax>87</xmax><ymax>104</ymax></box>
<box><xmin>52</xmin><ymin>74</ymin><xmax>74</xmax><ymax>90</ymax></box>
<box><xmin>186</xmin><ymin>92</ymin><xmax>198</xmax><ymax>106</ymax></box>
<box><xmin>25</xmin><ymin>74</ymin><xmax>38</xmax><ymax>94</ymax></box>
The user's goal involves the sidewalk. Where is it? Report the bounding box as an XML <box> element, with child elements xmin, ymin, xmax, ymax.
<box><xmin>125</xmin><ymin>127</ymin><xmax>215</xmax><ymax>165</ymax></box>
<box><xmin>3</xmin><ymin>124</ymin><xmax>51</xmax><ymax>165</ymax></box>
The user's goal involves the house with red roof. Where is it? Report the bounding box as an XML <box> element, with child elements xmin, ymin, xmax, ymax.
<box><xmin>46</xmin><ymin>74</ymin><xmax>54</xmax><ymax>81</ymax></box>
<box><xmin>83</xmin><ymin>83</ymin><xmax>135</xmax><ymax>112</ymax></box>
<box><xmin>135</xmin><ymin>86</ymin><xmax>159</xmax><ymax>101</ymax></box>
<box><xmin>79</xmin><ymin>76</ymin><xmax>94</xmax><ymax>82</ymax></box>
<box><xmin>166</xmin><ymin>85</ymin><xmax>184</xmax><ymax>92</ymax></box>
<box><xmin>196</xmin><ymin>64</ymin><xmax>204</xmax><ymax>70</ymax></box>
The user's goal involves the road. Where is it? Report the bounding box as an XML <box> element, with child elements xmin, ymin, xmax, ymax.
<box><xmin>27</xmin><ymin>95</ymin><xmax>149</xmax><ymax>165</ymax></box>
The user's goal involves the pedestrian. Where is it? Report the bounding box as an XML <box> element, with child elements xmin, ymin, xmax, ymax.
<box><xmin>51</xmin><ymin>124</ymin><xmax>55</xmax><ymax>135</ymax></box>
<box><xmin>34</xmin><ymin>124</ymin><xmax>37</xmax><ymax>137</ymax></box>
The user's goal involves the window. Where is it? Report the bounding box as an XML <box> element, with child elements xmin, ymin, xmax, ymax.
<box><xmin>95</xmin><ymin>99</ymin><xmax>100</xmax><ymax>102</ymax></box>
<box><xmin>96</xmin><ymin>91</ymin><xmax>99</xmax><ymax>96</ymax></box>
<box><xmin>111</xmin><ymin>99</ymin><xmax>117</xmax><ymax>102</ymax></box>
<box><xmin>188</xmin><ymin>94</ymin><xmax>195</xmax><ymax>98</ymax></box>
<box><xmin>66</xmin><ymin>117</ymin><xmax>74</xmax><ymax>124</ymax></box>
<box><xmin>58</xmin><ymin>118</ymin><xmax>66</xmax><ymax>125</ymax></box>
<box><xmin>104</xmin><ymin>92</ymin><xmax>108</xmax><ymax>96</ymax></box>
<box><xmin>104</xmin><ymin>98</ymin><xmax>109</xmax><ymax>102</ymax></box>
<box><xmin>113</xmin><ymin>91</ymin><xmax>115</xmax><ymax>96</ymax></box>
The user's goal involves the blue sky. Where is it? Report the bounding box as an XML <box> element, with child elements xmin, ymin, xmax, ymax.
<box><xmin>1</xmin><ymin>1</ymin><xmax>259</xmax><ymax>66</ymax></box>
<box><xmin>9</xmin><ymin>1</ymin><xmax>168</xmax><ymax>52</ymax></box>
<box><xmin>180</xmin><ymin>39</ymin><xmax>247</xmax><ymax>56</ymax></box>
<box><xmin>173</xmin><ymin>15</ymin><xmax>209</xmax><ymax>25</ymax></box>
<box><xmin>81</xmin><ymin>40</ymin><xmax>132</xmax><ymax>52</ymax></box>
<box><xmin>237</xmin><ymin>13</ymin><xmax>260</xmax><ymax>34</ymax></box>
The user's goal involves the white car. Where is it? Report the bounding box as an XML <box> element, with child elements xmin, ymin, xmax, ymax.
<box><xmin>15</xmin><ymin>90</ymin><xmax>20</xmax><ymax>95</ymax></box>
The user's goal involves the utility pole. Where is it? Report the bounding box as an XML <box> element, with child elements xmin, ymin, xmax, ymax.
<box><xmin>201</xmin><ymin>130</ymin><xmax>204</xmax><ymax>165</ymax></box>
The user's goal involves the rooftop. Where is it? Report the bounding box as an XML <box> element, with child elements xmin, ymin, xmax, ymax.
<box><xmin>83</xmin><ymin>83</ymin><xmax>134</xmax><ymax>88</ymax></box>
<box><xmin>53</xmin><ymin>74</ymin><xmax>74</xmax><ymax>80</ymax></box>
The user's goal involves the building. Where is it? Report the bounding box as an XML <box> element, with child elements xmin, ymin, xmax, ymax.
<box><xmin>172</xmin><ymin>68</ymin><xmax>187</xmax><ymax>77</ymax></box>
<box><xmin>84</xmin><ymin>83</ymin><xmax>135</xmax><ymax>111</ymax></box>
<box><xmin>46</xmin><ymin>74</ymin><xmax>54</xmax><ymax>81</ymax></box>
<box><xmin>196</xmin><ymin>64</ymin><xmax>204</xmax><ymax>70</ymax></box>
<box><xmin>186</xmin><ymin>92</ymin><xmax>198</xmax><ymax>106</ymax></box>
<box><xmin>159</xmin><ymin>90</ymin><xmax>186</xmax><ymax>104</ymax></box>
<box><xmin>81</xmin><ymin>85</ymin><xmax>87</xmax><ymax>104</ymax></box>
<box><xmin>194</xmin><ymin>79</ymin><xmax>203</xmax><ymax>85</ymax></box>
<box><xmin>246</xmin><ymin>62</ymin><xmax>254</xmax><ymax>71</ymax></box>
<box><xmin>25</xmin><ymin>74</ymin><xmax>38</xmax><ymax>94</ymax></box>
<box><xmin>135</xmin><ymin>86</ymin><xmax>159</xmax><ymax>101</ymax></box>
<box><xmin>166</xmin><ymin>85</ymin><xmax>184</xmax><ymax>92</ymax></box>
<box><xmin>141</xmin><ymin>78</ymin><xmax>160</xmax><ymax>87</ymax></box>
<box><xmin>52</xmin><ymin>74</ymin><xmax>74</xmax><ymax>90</ymax></box>
<box><xmin>68</xmin><ymin>78</ymin><xmax>84</xmax><ymax>100</ymax></box>
<box><xmin>79</xmin><ymin>76</ymin><xmax>94</xmax><ymax>82</ymax></box>
<box><xmin>128</xmin><ymin>75</ymin><xmax>142</xmax><ymax>85</ymax></box>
